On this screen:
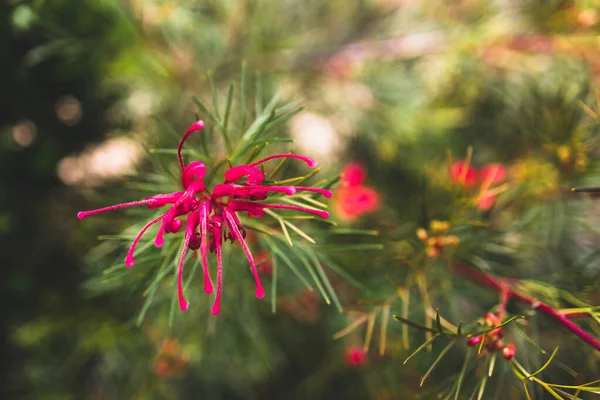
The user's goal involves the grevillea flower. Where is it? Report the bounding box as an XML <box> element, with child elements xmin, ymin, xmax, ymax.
<box><xmin>334</xmin><ymin>162</ymin><xmax>380</xmax><ymax>221</ymax></box>
<box><xmin>450</xmin><ymin>160</ymin><xmax>507</xmax><ymax>210</ymax></box>
<box><xmin>78</xmin><ymin>120</ymin><xmax>332</xmax><ymax>314</ymax></box>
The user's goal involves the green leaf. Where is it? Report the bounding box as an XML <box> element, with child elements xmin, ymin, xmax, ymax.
<box><xmin>436</xmin><ymin>309</ymin><xmax>445</xmax><ymax>336</ymax></box>
<box><xmin>394</xmin><ymin>315</ymin><xmax>439</xmax><ymax>334</ymax></box>
<box><xmin>271</xmin><ymin>253</ymin><xmax>278</xmax><ymax>314</ymax></box>
<box><xmin>267</xmin><ymin>239</ymin><xmax>312</xmax><ymax>290</ymax></box>
<box><xmin>420</xmin><ymin>339</ymin><xmax>456</xmax><ymax>387</ymax></box>
<box><xmin>221</xmin><ymin>82</ymin><xmax>235</xmax><ymax>154</ymax></box>
<box><xmin>192</xmin><ymin>95</ymin><xmax>220</xmax><ymax>126</ymax></box>
<box><xmin>240</xmin><ymin>62</ymin><xmax>247</xmax><ymax>132</ymax></box>
<box><xmin>290</xmin><ymin>246</ymin><xmax>330</xmax><ymax>305</ymax></box>
<box><xmin>311</xmin><ymin>254</ymin><xmax>343</xmax><ymax>312</ymax></box>
<box><xmin>454</xmin><ymin>347</ymin><xmax>472</xmax><ymax>400</ymax></box>
<box><xmin>525</xmin><ymin>347</ymin><xmax>559</xmax><ymax>379</ymax></box>
<box><xmin>315</xmin><ymin>254</ymin><xmax>369</xmax><ymax>291</ymax></box>
<box><xmin>329</xmin><ymin>229</ymin><xmax>379</xmax><ymax>236</ymax></box>
<box><xmin>255</xmin><ymin>71</ymin><xmax>263</xmax><ymax>117</ymax></box>
<box><xmin>207</xmin><ymin>70</ymin><xmax>221</xmax><ymax>120</ymax></box>
<box><xmin>403</xmin><ymin>335</ymin><xmax>439</xmax><ymax>364</ymax></box>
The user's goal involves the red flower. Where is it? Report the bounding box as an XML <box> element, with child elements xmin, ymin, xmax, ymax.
<box><xmin>78</xmin><ymin>121</ymin><xmax>332</xmax><ymax>314</ymax></box>
<box><xmin>450</xmin><ymin>160</ymin><xmax>478</xmax><ymax>187</ymax></box>
<box><xmin>334</xmin><ymin>162</ymin><xmax>380</xmax><ymax>221</ymax></box>
<box><xmin>345</xmin><ymin>346</ymin><xmax>368</xmax><ymax>366</ymax></box>
<box><xmin>450</xmin><ymin>160</ymin><xmax>507</xmax><ymax>210</ymax></box>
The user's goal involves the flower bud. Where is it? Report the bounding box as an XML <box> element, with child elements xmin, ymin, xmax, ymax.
<box><xmin>467</xmin><ymin>336</ymin><xmax>482</xmax><ymax>346</ymax></box>
<box><xmin>503</xmin><ymin>343</ymin><xmax>516</xmax><ymax>360</ymax></box>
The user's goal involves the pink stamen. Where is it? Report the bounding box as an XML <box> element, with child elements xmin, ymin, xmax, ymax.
<box><xmin>263</xmin><ymin>204</ymin><xmax>329</xmax><ymax>219</ymax></box>
<box><xmin>77</xmin><ymin>199</ymin><xmax>156</xmax><ymax>219</ymax></box>
<box><xmin>199</xmin><ymin>202</ymin><xmax>214</xmax><ymax>294</ymax></box>
<box><xmin>125</xmin><ymin>215</ymin><xmax>166</xmax><ymax>267</ymax></box>
<box><xmin>224</xmin><ymin>165</ymin><xmax>265</xmax><ymax>184</ymax></box>
<box><xmin>212</xmin><ymin>184</ymin><xmax>296</xmax><ymax>199</ymax></box>
<box><xmin>177</xmin><ymin>120</ymin><xmax>205</xmax><ymax>171</ymax></box>
<box><xmin>223</xmin><ymin>210</ymin><xmax>264</xmax><ymax>299</ymax></box>
<box><xmin>177</xmin><ymin>213</ymin><xmax>199</xmax><ymax>311</ymax></box>
<box><xmin>211</xmin><ymin>218</ymin><xmax>223</xmax><ymax>315</ymax></box>
<box><xmin>292</xmin><ymin>186</ymin><xmax>332</xmax><ymax>198</ymax></box>
<box><xmin>228</xmin><ymin>200</ymin><xmax>329</xmax><ymax>219</ymax></box>
<box><xmin>249</xmin><ymin>153</ymin><xmax>317</xmax><ymax>168</ymax></box>
<box><xmin>155</xmin><ymin>222</ymin><xmax>166</xmax><ymax>247</ymax></box>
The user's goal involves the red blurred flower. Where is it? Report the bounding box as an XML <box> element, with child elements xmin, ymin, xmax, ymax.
<box><xmin>345</xmin><ymin>346</ymin><xmax>368</xmax><ymax>366</ymax></box>
<box><xmin>255</xmin><ymin>251</ymin><xmax>273</xmax><ymax>277</ymax></box>
<box><xmin>450</xmin><ymin>160</ymin><xmax>478</xmax><ymax>187</ymax></box>
<box><xmin>450</xmin><ymin>160</ymin><xmax>507</xmax><ymax>210</ymax></box>
<box><xmin>334</xmin><ymin>162</ymin><xmax>380</xmax><ymax>221</ymax></box>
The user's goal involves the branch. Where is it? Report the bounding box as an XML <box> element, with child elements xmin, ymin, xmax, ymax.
<box><xmin>452</xmin><ymin>262</ymin><xmax>600</xmax><ymax>352</ymax></box>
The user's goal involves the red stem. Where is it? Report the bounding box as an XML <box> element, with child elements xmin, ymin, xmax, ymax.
<box><xmin>452</xmin><ymin>262</ymin><xmax>600</xmax><ymax>351</ymax></box>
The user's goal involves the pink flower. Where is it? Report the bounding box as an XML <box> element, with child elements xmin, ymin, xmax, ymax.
<box><xmin>78</xmin><ymin>121</ymin><xmax>332</xmax><ymax>315</ymax></box>
<box><xmin>334</xmin><ymin>162</ymin><xmax>380</xmax><ymax>221</ymax></box>
<box><xmin>345</xmin><ymin>346</ymin><xmax>368</xmax><ymax>366</ymax></box>
<box><xmin>341</xmin><ymin>162</ymin><xmax>366</xmax><ymax>186</ymax></box>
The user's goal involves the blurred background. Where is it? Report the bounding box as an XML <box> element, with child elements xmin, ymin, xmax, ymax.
<box><xmin>2</xmin><ymin>0</ymin><xmax>600</xmax><ymax>399</ymax></box>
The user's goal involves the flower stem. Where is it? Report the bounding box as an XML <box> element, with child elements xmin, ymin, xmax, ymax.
<box><xmin>452</xmin><ymin>262</ymin><xmax>600</xmax><ymax>351</ymax></box>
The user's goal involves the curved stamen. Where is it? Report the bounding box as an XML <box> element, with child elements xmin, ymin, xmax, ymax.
<box><xmin>223</xmin><ymin>210</ymin><xmax>264</xmax><ymax>299</ymax></box>
<box><xmin>199</xmin><ymin>202</ymin><xmax>214</xmax><ymax>294</ymax></box>
<box><xmin>177</xmin><ymin>213</ymin><xmax>199</xmax><ymax>311</ymax></box>
<box><xmin>154</xmin><ymin>221</ymin><xmax>166</xmax><ymax>247</ymax></box>
<box><xmin>125</xmin><ymin>215</ymin><xmax>166</xmax><ymax>267</ymax></box>
<box><xmin>78</xmin><ymin>199</ymin><xmax>155</xmax><ymax>219</ymax></box>
<box><xmin>178</xmin><ymin>120</ymin><xmax>205</xmax><ymax>171</ymax></box>
<box><xmin>291</xmin><ymin>186</ymin><xmax>332</xmax><ymax>198</ymax></box>
<box><xmin>228</xmin><ymin>200</ymin><xmax>329</xmax><ymax>219</ymax></box>
<box><xmin>212</xmin><ymin>184</ymin><xmax>296</xmax><ymax>199</ymax></box>
<box><xmin>223</xmin><ymin>165</ymin><xmax>264</xmax><ymax>185</ymax></box>
<box><xmin>211</xmin><ymin>218</ymin><xmax>223</xmax><ymax>315</ymax></box>
<box><xmin>261</xmin><ymin>203</ymin><xmax>329</xmax><ymax>219</ymax></box>
<box><xmin>249</xmin><ymin>153</ymin><xmax>317</xmax><ymax>168</ymax></box>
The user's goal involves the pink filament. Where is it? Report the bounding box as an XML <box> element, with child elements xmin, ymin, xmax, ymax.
<box><xmin>154</xmin><ymin>222</ymin><xmax>166</xmax><ymax>247</ymax></box>
<box><xmin>223</xmin><ymin>210</ymin><xmax>264</xmax><ymax>299</ymax></box>
<box><xmin>228</xmin><ymin>200</ymin><xmax>329</xmax><ymax>219</ymax></box>
<box><xmin>177</xmin><ymin>213</ymin><xmax>199</xmax><ymax>311</ymax></box>
<box><xmin>292</xmin><ymin>186</ymin><xmax>332</xmax><ymax>198</ymax></box>
<box><xmin>263</xmin><ymin>204</ymin><xmax>329</xmax><ymax>219</ymax></box>
<box><xmin>178</xmin><ymin>120</ymin><xmax>205</xmax><ymax>171</ymax></box>
<box><xmin>199</xmin><ymin>202</ymin><xmax>214</xmax><ymax>294</ymax></box>
<box><xmin>125</xmin><ymin>215</ymin><xmax>166</xmax><ymax>267</ymax></box>
<box><xmin>212</xmin><ymin>184</ymin><xmax>297</xmax><ymax>199</ymax></box>
<box><xmin>249</xmin><ymin>153</ymin><xmax>317</xmax><ymax>168</ymax></box>
<box><xmin>211</xmin><ymin>220</ymin><xmax>223</xmax><ymax>315</ymax></box>
<box><xmin>77</xmin><ymin>199</ymin><xmax>155</xmax><ymax>219</ymax></box>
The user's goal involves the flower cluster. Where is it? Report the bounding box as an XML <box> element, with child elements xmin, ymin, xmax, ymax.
<box><xmin>78</xmin><ymin>121</ymin><xmax>332</xmax><ymax>314</ymax></box>
<box><xmin>466</xmin><ymin>313</ymin><xmax>516</xmax><ymax>360</ymax></box>
<box><xmin>416</xmin><ymin>220</ymin><xmax>459</xmax><ymax>258</ymax></box>
<box><xmin>333</xmin><ymin>162</ymin><xmax>380</xmax><ymax>221</ymax></box>
<box><xmin>450</xmin><ymin>160</ymin><xmax>507</xmax><ymax>210</ymax></box>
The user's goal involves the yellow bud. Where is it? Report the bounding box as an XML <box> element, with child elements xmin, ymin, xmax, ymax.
<box><xmin>416</xmin><ymin>228</ymin><xmax>428</xmax><ymax>241</ymax></box>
